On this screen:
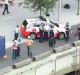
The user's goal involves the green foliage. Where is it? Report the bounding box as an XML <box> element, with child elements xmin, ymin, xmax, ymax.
<box><xmin>20</xmin><ymin>0</ymin><xmax>56</xmax><ymax>16</ymax></box>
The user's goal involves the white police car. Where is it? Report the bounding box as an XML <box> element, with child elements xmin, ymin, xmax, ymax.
<box><xmin>20</xmin><ymin>16</ymin><xmax>66</xmax><ymax>40</ymax></box>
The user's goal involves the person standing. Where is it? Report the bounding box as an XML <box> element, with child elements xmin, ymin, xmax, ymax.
<box><xmin>78</xmin><ymin>26</ymin><xmax>80</xmax><ymax>40</ymax></box>
<box><xmin>39</xmin><ymin>24</ymin><xmax>44</xmax><ymax>43</ymax></box>
<box><xmin>2</xmin><ymin>0</ymin><xmax>10</xmax><ymax>15</ymax></box>
<box><xmin>16</xmin><ymin>39</ymin><xmax>21</xmax><ymax>57</ymax></box>
<box><xmin>48</xmin><ymin>37</ymin><xmax>56</xmax><ymax>47</ymax></box>
<box><xmin>44</xmin><ymin>24</ymin><xmax>50</xmax><ymax>41</ymax></box>
<box><xmin>12</xmin><ymin>40</ymin><xmax>18</xmax><ymax>60</ymax></box>
<box><xmin>49</xmin><ymin>27</ymin><xmax>54</xmax><ymax>38</ymax></box>
<box><xmin>48</xmin><ymin>27</ymin><xmax>55</xmax><ymax>47</ymax></box>
<box><xmin>65</xmin><ymin>22</ymin><xmax>71</xmax><ymax>42</ymax></box>
<box><xmin>25</xmin><ymin>36</ymin><xmax>33</xmax><ymax>58</ymax></box>
<box><xmin>13</xmin><ymin>25</ymin><xmax>19</xmax><ymax>41</ymax></box>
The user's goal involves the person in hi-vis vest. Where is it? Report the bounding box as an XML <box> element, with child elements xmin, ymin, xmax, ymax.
<box><xmin>12</xmin><ymin>40</ymin><xmax>18</xmax><ymax>59</ymax></box>
<box><xmin>25</xmin><ymin>36</ymin><xmax>33</xmax><ymax>58</ymax></box>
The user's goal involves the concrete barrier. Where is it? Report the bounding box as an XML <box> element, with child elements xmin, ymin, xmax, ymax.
<box><xmin>13</xmin><ymin>58</ymin><xmax>32</xmax><ymax>69</ymax></box>
<box><xmin>72</xmin><ymin>40</ymin><xmax>80</xmax><ymax>47</ymax></box>
<box><xmin>34</xmin><ymin>51</ymin><xmax>51</xmax><ymax>61</ymax></box>
<box><xmin>53</xmin><ymin>44</ymin><xmax>71</xmax><ymax>53</ymax></box>
<box><xmin>0</xmin><ymin>66</ymin><xmax>12</xmax><ymax>75</ymax></box>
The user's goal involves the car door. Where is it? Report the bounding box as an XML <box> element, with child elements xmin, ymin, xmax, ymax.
<box><xmin>33</xmin><ymin>22</ymin><xmax>42</xmax><ymax>37</ymax></box>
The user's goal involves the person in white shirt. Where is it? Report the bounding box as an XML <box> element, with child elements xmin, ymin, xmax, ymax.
<box><xmin>44</xmin><ymin>24</ymin><xmax>50</xmax><ymax>41</ymax></box>
<box><xmin>13</xmin><ymin>25</ymin><xmax>19</xmax><ymax>41</ymax></box>
<box><xmin>2</xmin><ymin>0</ymin><xmax>10</xmax><ymax>15</ymax></box>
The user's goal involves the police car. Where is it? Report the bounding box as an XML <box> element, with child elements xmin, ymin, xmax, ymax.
<box><xmin>20</xmin><ymin>16</ymin><xmax>66</xmax><ymax>40</ymax></box>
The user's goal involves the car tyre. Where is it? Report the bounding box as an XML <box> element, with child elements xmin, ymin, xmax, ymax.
<box><xmin>30</xmin><ymin>33</ymin><xmax>37</xmax><ymax>40</ymax></box>
<box><xmin>59</xmin><ymin>32</ymin><xmax>65</xmax><ymax>40</ymax></box>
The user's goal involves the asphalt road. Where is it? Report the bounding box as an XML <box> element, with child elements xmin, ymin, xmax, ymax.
<box><xmin>0</xmin><ymin>0</ymin><xmax>80</xmax><ymax>69</ymax></box>
<box><xmin>0</xmin><ymin>23</ymin><xmax>79</xmax><ymax>69</ymax></box>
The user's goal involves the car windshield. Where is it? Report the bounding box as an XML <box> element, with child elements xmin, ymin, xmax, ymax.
<box><xmin>49</xmin><ymin>24</ymin><xmax>54</xmax><ymax>28</ymax></box>
<box><xmin>49</xmin><ymin>20</ymin><xmax>59</xmax><ymax>27</ymax></box>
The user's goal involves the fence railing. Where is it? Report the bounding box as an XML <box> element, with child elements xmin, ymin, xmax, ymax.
<box><xmin>2</xmin><ymin>40</ymin><xmax>80</xmax><ymax>75</ymax></box>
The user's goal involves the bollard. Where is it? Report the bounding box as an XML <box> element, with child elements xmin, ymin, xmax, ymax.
<box><xmin>13</xmin><ymin>58</ymin><xmax>32</xmax><ymax>69</ymax></box>
<box><xmin>34</xmin><ymin>51</ymin><xmax>51</xmax><ymax>61</ymax></box>
<box><xmin>72</xmin><ymin>40</ymin><xmax>80</xmax><ymax>47</ymax></box>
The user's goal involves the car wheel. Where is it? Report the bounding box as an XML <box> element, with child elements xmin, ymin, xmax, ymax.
<box><xmin>59</xmin><ymin>32</ymin><xmax>65</xmax><ymax>40</ymax></box>
<box><xmin>30</xmin><ymin>33</ymin><xmax>36</xmax><ymax>40</ymax></box>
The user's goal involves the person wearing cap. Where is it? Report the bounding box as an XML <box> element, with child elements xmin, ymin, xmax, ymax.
<box><xmin>13</xmin><ymin>25</ymin><xmax>19</xmax><ymax>41</ymax></box>
<box><xmin>12</xmin><ymin>40</ymin><xmax>18</xmax><ymax>59</ymax></box>
<box><xmin>65</xmin><ymin>22</ymin><xmax>71</xmax><ymax>42</ymax></box>
<box><xmin>25</xmin><ymin>36</ymin><xmax>33</xmax><ymax>58</ymax></box>
<box><xmin>78</xmin><ymin>26</ymin><xmax>80</xmax><ymax>40</ymax></box>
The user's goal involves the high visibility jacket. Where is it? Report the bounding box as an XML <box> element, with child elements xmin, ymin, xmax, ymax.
<box><xmin>12</xmin><ymin>43</ymin><xmax>18</xmax><ymax>50</ymax></box>
<box><xmin>25</xmin><ymin>39</ymin><xmax>33</xmax><ymax>46</ymax></box>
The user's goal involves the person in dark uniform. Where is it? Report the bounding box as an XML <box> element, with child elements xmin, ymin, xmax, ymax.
<box><xmin>78</xmin><ymin>26</ymin><xmax>80</xmax><ymax>40</ymax></box>
<box><xmin>48</xmin><ymin>26</ymin><xmax>56</xmax><ymax>47</ymax></box>
<box><xmin>49</xmin><ymin>26</ymin><xmax>54</xmax><ymax>38</ymax></box>
<box><xmin>2</xmin><ymin>0</ymin><xmax>10</xmax><ymax>15</ymax></box>
<box><xmin>48</xmin><ymin>37</ymin><xmax>56</xmax><ymax>47</ymax></box>
<box><xmin>16</xmin><ymin>39</ymin><xmax>21</xmax><ymax>57</ymax></box>
<box><xmin>39</xmin><ymin>24</ymin><xmax>44</xmax><ymax>43</ymax></box>
<box><xmin>65</xmin><ymin>22</ymin><xmax>70</xmax><ymax>42</ymax></box>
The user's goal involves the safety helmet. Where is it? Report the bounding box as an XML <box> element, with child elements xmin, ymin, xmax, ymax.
<box><xmin>14</xmin><ymin>40</ymin><xmax>17</xmax><ymax>43</ymax></box>
<box><xmin>66</xmin><ymin>22</ymin><xmax>69</xmax><ymax>27</ymax></box>
<box><xmin>28</xmin><ymin>36</ymin><xmax>30</xmax><ymax>39</ymax></box>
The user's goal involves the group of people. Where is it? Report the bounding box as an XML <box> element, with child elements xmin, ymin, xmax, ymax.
<box><xmin>12</xmin><ymin>22</ymin><xmax>80</xmax><ymax>60</ymax></box>
<box><xmin>12</xmin><ymin>36</ymin><xmax>33</xmax><ymax>60</ymax></box>
<box><xmin>12</xmin><ymin>39</ymin><xmax>20</xmax><ymax>59</ymax></box>
<box><xmin>12</xmin><ymin>25</ymin><xmax>20</xmax><ymax>59</ymax></box>
<box><xmin>12</xmin><ymin>25</ymin><xmax>33</xmax><ymax>59</ymax></box>
<box><xmin>39</xmin><ymin>23</ymin><xmax>56</xmax><ymax>47</ymax></box>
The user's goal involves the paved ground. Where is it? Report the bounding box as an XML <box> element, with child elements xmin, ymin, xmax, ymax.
<box><xmin>0</xmin><ymin>0</ymin><xmax>79</xmax><ymax>48</ymax></box>
<box><xmin>0</xmin><ymin>0</ymin><xmax>80</xmax><ymax>70</ymax></box>
<box><xmin>0</xmin><ymin>23</ymin><xmax>79</xmax><ymax>69</ymax></box>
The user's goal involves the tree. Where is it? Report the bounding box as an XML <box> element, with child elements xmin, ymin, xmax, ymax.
<box><xmin>42</xmin><ymin>0</ymin><xmax>56</xmax><ymax>16</ymax></box>
<box><xmin>19</xmin><ymin>0</ymin><xmax>56</xmax><ymax>16</ymax></box>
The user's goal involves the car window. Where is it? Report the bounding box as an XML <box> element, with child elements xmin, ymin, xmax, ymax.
<box><xmin>33</xmin><ymin>23</ymin><xmax>41</xmax><ymax>27</ymax></box>
<box><xmin>50</xmin><ymin>20</ymin><xmax>59</xmax><ymax>27</ymax></box>
<box><xmin>49</xmin><ymin>25</ymin><xmax>54</xmax><ymax>28</ymax></box>
<box><xmin>22</xmin><ymin>20</ymin><xmax>28</xmax><ymax>27</ymax></box>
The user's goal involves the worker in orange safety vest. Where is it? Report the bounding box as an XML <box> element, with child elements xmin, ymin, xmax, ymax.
<box><xmin>12</xmin><ymin>40</ymin><xmax>18</xmax><ymax>59</ymax></box>
<box><xmin>25</xmin><ymin>36</ymin><xmax>33</xmax><ymax>58</ymax></box>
